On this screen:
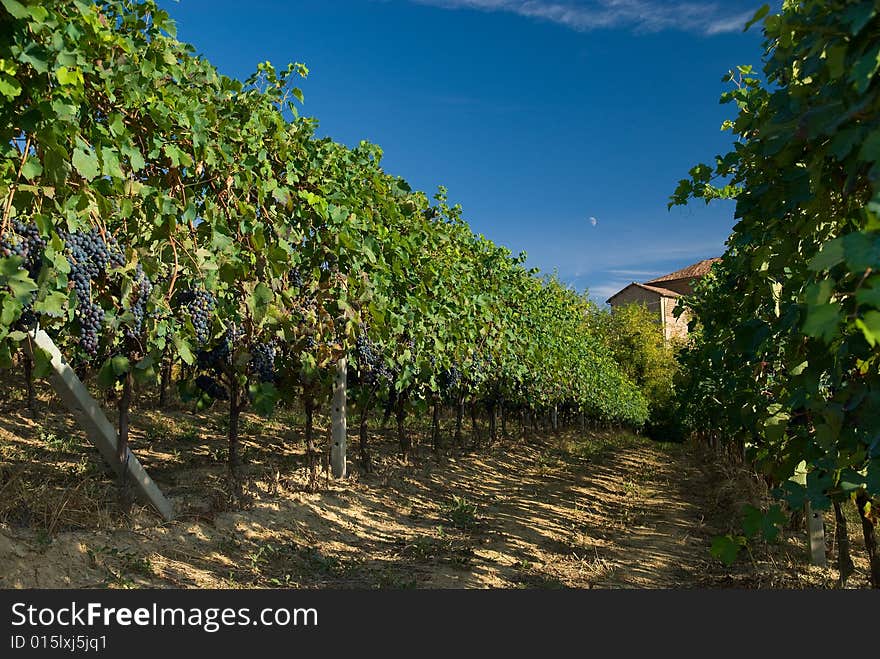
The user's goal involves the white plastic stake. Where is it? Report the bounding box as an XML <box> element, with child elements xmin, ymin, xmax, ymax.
<box><xmin>792</xmin><ymin>461</ymin><xmax>825</xmax><ymax>566</ymax></box>
<box><xmin>330</xmin><ymin>356</ymin><xmax>347</xmax><ymax>479</ymax></box>
<box><xmin>805</xmin><ymin>501</ymin><xmax>827</xmax><ymax>567</ymax></box>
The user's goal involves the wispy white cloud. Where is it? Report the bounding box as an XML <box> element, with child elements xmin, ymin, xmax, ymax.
<box><xmin>623</xmin><ymin>241</ymin><xmax>724</xmax><ymax>263</ymax></box>
<box><xmin>406</xmin><ymin>0</ymin><xmax>762</xmax><ymax>35</ymax></box>
<box><xmin>587</xmin><ymin>279</ymin><xmax>633</xmax><ymax>302</ymax></box>
<box><xmin>607</xmin><ymin>268</ymin><xmax>662</xmax><ymax>277</ymax></box>
<box><xmin>702</xmin><ymin>9</ymin><xmax>757</xmax><ymax>35</ymax></box>
<box><xmin>563</xmin><ymin>240</ymin><xmax>725</xmax><ymax>303</ymax></box>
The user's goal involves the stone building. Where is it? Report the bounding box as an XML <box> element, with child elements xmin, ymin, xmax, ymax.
<box><xmin>605</xmin><ymin>257</ymin><xmax>720</xmax><ymax>341</ymax></box>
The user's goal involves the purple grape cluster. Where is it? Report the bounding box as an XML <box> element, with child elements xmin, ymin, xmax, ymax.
<box><xmin>77</xmin><ymin>301</ymin><xmax>104</xmax><ymax>355</ymax></box>
<box><xmin>355</xmin><ymin>329</ymin><xmax>391</xmax><ymax>385</ymax></box>
<box><xmin>63</xmin><ymin>228</ymin><xmax>125</xmax><ymax>281</ymax></box>
<box><xmin>226</xmin><ymin>322</ymin><xmax>244</xmax><ymax>345</ymax></box>
<box><xmin>288</xmin><ymin>267</ymin><xmax>304</xmax><ymax>290</ymax></box>
<box><xmin>123</xmin><ymin>263</ymin><xmax>154</xmax><ymax>340</ymax></box>
<box><xmin>2</xmin><ymin>222</ymin><xmax>46</xmax><ymax>329</ymax></box>
<box><xmin>249</xmin><ymin>340</ymin><xmax>277</xmax><ymax>383</ymax></box>
<box><xmin>197</xmin><ymin>341</ymin><xmax>230</xmax><ymax>370</ymax></box>
<box><xmin>178</xmin><ymin>288</ymin><xmax>214</xmax><ymax>345</ymax></box>
<box><xmin>195</xmin><ymin>374</ymin><xmax>228</xmax><ymax>401</ymax></box>
<box><xmin>195</xmin><ymin>324</ymin><xmax>242</xmax><ymax>371</ymax></box>
<box><xmin>192</xmin><ymin>320</ymin><xmax>262</xmax><ymax>401</ymax></box>
<box><xmin>193</xmin><ymin>324</ymin><xmax>248</xmax><ymax>401</ymax></box>
<box><xmin>62</xmin><ymin>228</ymin><xmax>125</xmax><ymax>355</ymax></box>
<box><xmin>441</xmin><ymin>365</ymin><xmax>462</xmax><ymax>398</ymax></box>
<box><xmin>1</xmin><ymin>221</ymin><xmax>46</xmax><ymax>278</ymax></box>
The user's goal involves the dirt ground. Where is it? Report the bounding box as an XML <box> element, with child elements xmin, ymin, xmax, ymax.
<box><xmin>0</xmin><ymin>383</ymin><xmax>873</xmax><ymax>589</ymax></box>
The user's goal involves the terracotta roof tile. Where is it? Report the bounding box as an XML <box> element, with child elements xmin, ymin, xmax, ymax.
<box><xmin>636</xmin><ymin>282</ymin><xmax>681</xmax><ymax>297</ymax></box>
<box><xmin>645</xmin><ymin>257</ymin><xmax>721</xmax><ymax>284</ymax></box>
<box><xmin>606</xmin><ymin>281</ymin><xmax>681</xmax><ymax>304</ymax></box>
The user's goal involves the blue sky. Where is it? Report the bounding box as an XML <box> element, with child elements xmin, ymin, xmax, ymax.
<box><xmin>158</xmin><ymin>0</ymin><xmax>768</xmax><ymax>303</ymax></box>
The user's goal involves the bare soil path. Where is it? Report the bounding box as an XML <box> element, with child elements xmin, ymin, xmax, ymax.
<box><xmin>0</xmin><ymin>406</ymin><xmax>863</xmax><ymax>588</ymax></box>
<box><xmin>0</xmin><ymin>423</ymin><xmax>733</xmax><ymax>589</ymax></box>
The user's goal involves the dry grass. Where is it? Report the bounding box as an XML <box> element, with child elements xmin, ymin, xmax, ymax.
<box><xmin>683</xmin><ymin>441</ymin><xmax>873</xmax><ymax>589</ymax></box>
<box><xmin>0</xmin><ymin>373</ymin><xmax>874</xmax><ymax>589</ymax></box>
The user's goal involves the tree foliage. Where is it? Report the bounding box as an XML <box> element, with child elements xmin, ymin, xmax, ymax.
<box><xmin>590</xmin><ymin>303</ymin><xmax>678</xmax><ymax>412</ymax></box>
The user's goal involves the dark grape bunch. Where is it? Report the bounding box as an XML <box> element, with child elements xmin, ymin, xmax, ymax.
<box><xmin>355</xmin><ymin>331</ymin><xmax>374</xmax><ymax>364</ymax></box>
<box><xmin>195</xmin><ymin>324</ymin><xmax>243</xmax><ymax>373</ymax></box>
<box><xmin>194</xmin><ymin>326</ymin><xmax>273</xmax><ymax>401</ymax></box>
<box><xmin>355</xmin><ymin>329</ymin><xmax>391</xmax><ymax>385</ymax></box>
<box><xmin>178</xmin><ymin>288</ymin><xmax>214</xmax><ymax>345</ymax></box>
<box><xmin>67</xmin><ymin>239</ymin><xmax>93</xmax><ymax>302</ymax></box>
<box><xmin>0</xmin><ymin>230</ymin><xmax>25</xmax><ymax>259</ymax></box>
<box><xmin>77</xmin><ymin>301</ymin><xmax>104</xmax><ymax>355</ymax></box>
<box><xmin>63</xmin><ymin>227</ymin><xmax>126</xmax><ymax>282</ymax></box>
<box><xmin>288</xmin><ymin>267</ymin><xmax>304</xmax><ymax>290</ymax></box>
<box><xmin>195</xmin><ymin>374</ymin><xmax>228</xmax><ymax>401</ymax></box>
<box><xmin>2</xmin><ymin>221</ymin><xmax>45</xmax><ymax>331</ymax></box>
<box><xmin>471</xmin><ymin>353</ymin><xmax>491</xmax><ymax>379</ymax></box>
<box><xmin>226</xmin><ymin>322</ymin><xmax>244</xmax><ymax>345</ymax></box>
<box><xmin>106</xmin><ymin>235</ymin><xmax>127</xmax><ymax>268</ymax></box>
<box><xmin>1</xmin><ymin>221</ymin><xmax>46</xmax><ymax>278</ymax></box>
<box><xmin>62</xmin><ymin>227</ymin><xmax>125</xmax><ymax>281</ymax></box>
<box><xmin>440</xmin><ymin>365</ymin><xmax>462</xmax><ymax>398</ymax></box>
<box><xmin>197</xmin><ymin>340</ymin><xmax>230</xmax><ymax>371</ymax></box>
<box><xmin>123</xmin><ymin>263</ymin><xmax>154</xmax><ymax>341</ymax></box>
<box><xmin>249</xmin><ymin>340</ymin><xmax>277</xmax><ymax>383</ymax></box>
<box><xmin>15</xmin><ymin>309</ymin><xmax>37</xmax><ymax>330</ymax></box>
<box><xmin>61</xmin><ymin>227</ymin><xmax>124</xmax><ymax>355</ymax></box>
